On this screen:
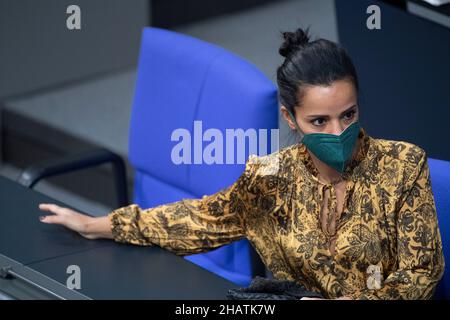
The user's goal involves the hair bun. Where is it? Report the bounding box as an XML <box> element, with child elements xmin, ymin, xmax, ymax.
<box><xmin>279</xmin><ymin>27</ymin><xmax>311</xmax><ymax>58</ymax></box>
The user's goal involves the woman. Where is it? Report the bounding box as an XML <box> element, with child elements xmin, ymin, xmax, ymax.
<box><xmin>38</xmin><ymin>28</ymin><xmax>445</xmax><ymax>300</ymax></box>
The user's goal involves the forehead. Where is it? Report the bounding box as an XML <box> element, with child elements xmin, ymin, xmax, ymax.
<box><xmin>299</xmin><ymin>80</ymin><xmax>357</xmax><ymax>115</ymax></box>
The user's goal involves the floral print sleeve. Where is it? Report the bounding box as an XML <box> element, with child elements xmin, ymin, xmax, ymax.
<box><xmin>108</xmin><ymin>156</ymin><xmax>260</xmax><ymax>256</ymax></box>
<box><xmin>351</xmin><ymin>149</ymin><xmax>445</xmax><ymax>300</ymax></box>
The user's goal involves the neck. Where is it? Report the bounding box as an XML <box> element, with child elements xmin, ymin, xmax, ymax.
<box><xmin>308</xmin><ymin>151</ymin><xmax>343</xmax><ymax>183</ymax></box>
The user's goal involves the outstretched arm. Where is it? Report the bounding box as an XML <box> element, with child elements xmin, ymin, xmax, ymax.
<box><xmin>39</xmin><ymin>156</ymin><xmax>261</xmax><ymax>256</ymax></box>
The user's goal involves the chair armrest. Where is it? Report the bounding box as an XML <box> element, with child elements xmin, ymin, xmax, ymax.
<box><xmin>17</xmin><ymin>148</ymin><xmax>129</xmax><ymax>208</ymax></box>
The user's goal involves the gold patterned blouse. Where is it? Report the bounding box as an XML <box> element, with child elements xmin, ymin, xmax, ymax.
<box><xmin>108</xmin><ymin>127</ymin><xmax>445</xmax><ymax>300</ymax></box>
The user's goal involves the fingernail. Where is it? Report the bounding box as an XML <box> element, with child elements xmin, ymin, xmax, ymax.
<box><xmin>39</xmin><ymin>216</ymin><xmax>46</xmax><ymax>221</ymax></box>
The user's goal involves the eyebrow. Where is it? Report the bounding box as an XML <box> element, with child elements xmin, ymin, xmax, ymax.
<box><xmin>306</xmin><ymin>104</ymin><xmax>358</xmax><ymax>119</ymax></box>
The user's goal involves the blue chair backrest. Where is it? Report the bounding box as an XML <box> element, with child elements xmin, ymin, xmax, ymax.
<box><xmin>128</xmin><ymin>27</ymin><xmax>278</xmax><ymax>286</ymax></box>
<box><xmin>429</xmin><ymin>158</ymin><xmax>450</xmax><ymax>299</ymax></box>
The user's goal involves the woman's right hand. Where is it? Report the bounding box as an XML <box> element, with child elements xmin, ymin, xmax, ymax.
<box><xmin>38</xmin><ymin>203</ymin><xmax>114</xmax><ymax>240</ymax></box>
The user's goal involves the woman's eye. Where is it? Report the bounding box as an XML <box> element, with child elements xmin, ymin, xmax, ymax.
<box><xmin>311</xmin><ymin>118</ymin><xmax>326</xmax><ymax>126</ymax></box>
<box><xmin>343</xmin><ymin>110</ymin><xmax>356</xmax><ymax>120</ymax></box>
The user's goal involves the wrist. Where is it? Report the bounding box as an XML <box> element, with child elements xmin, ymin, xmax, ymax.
<box><xmin>85</xmin><ymin>216</ymin><xmax>113</xmax><ymax>239</ymax></box>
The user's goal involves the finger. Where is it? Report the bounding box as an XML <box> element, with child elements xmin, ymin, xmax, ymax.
<box><xmin>39</xmin><ymin>203</ymin><xmax>67</xmax><ymax>216</ymax></box>
<box><xmin>39</xmin><ymin>214</ymin><xmax>65</xmax><ymax>225</ymax></box>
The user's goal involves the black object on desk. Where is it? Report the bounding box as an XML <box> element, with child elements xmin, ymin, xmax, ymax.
<box><xmin>0</xmin><ymin>175</ymin><xmax>238</xmax><ymax>299</ymax></box>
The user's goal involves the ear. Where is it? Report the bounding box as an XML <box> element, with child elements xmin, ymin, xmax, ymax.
<box><xmin>280</xmin><ymin>105</ymin><xmax>297</xmax><ymax>130</ymax></box>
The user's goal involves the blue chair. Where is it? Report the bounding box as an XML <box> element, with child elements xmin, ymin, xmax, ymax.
<box><xmin>429</xmin><ymin>158</ymin><xmax>450</xmax><ymax>299</ymax></box>
<box><xmin>17</xmin><ymin>26</ymin><xmax>278</xmax><ymax>287</ymax></box>
<box><xmin>128</xmin><ymin>27</ymin><xmax>278</xmax><ymax>286</ymax></box>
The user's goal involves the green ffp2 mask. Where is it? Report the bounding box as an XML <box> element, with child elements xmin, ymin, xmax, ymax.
<box><xmin>288</xmin><ymin>111</ymin><xmax>360</xmax><ymax>173</ymax></box>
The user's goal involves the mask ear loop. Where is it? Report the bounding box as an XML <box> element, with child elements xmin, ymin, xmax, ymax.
<box><xmin>286</xmin><ymin>109</ymin><xmax>305</xmax><ymax>143</ymax></box>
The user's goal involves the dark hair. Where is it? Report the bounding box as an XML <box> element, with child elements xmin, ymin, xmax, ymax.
<box><xmin>276</xmin><ymin>27</ymin><xmax>359</xmax><ymax>116</ymax></box>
